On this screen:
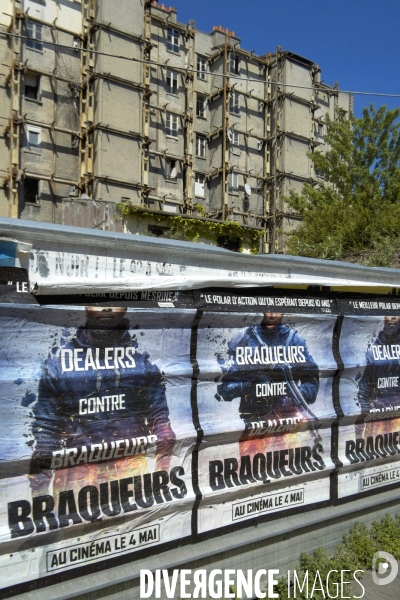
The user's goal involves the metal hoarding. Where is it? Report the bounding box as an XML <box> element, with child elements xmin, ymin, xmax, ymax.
<box><xmin>1</xmin><ymin>219</ymin><xmax>400</xmax><ymax>597</ymax></box>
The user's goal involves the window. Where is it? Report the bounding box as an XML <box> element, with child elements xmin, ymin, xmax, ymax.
<box><xmin>24</xmin><ymin>73</ymin><xmax>40</xmax><ymax>100</ymax></box>
<box><xmin>165</xmin><ymin>113</ymin><xmax>178</xmax><ymax>137</ymax></box>
<box><xmin>166</xmin><ymin>70</ymin><xmax>178</xmax><ymax>94</ymax></box>
<box><xmin>71</xmin><ymin>135</ymin><xmax>79</xmax><ymax>155</ymax></box>
<box><xmin>24</xmin><ymin>179</ymin><xmax>39</xmax><ymax>204</ymax></box>
<box><xmin>230</xmin><ymin>92</ymin><xmax>240</xmax><ymax>115</ymax></box>
<box><xmin>26</xmin><ymin>22</ymin><xmax>43</xmax><ymax>51</ymax></box>
<box><xmin>196</xmin><ymin>134</ymin><xmax>206</xmax><ymax>158</ymax></box>
<box><xmin>26</xmin><ymin>125</ymin><xmax>41</xmax><ymax>148</ymax></box>
<box><xmin>232</xmin><ymin>132</ymin><xmax>240</xmax><ymax>145</ymax></box>
<box><xmin>217</xmin><ymin>236</ymin><xmax>240</xmax><ymax>252</ymax></box>
<box><xmin>197</xmin><ymin>55</ymin><xmax>207</xmax><ymax>80</ymax></box>
<box><xmin>230</xmin><ymin>53</ymin><xmax>240</xmax><ymax>75</ymax></box>
<box><xmin>229</xmin><ymin>172</ymin><xmax>239</xmax><ymax>191</ymax></box>
<box><xmin>316</xmin><ymin>122</ymin><xmax>324</xmax><ymax>136</ymax></box>
<box><xmin>167</xmin><ymin>28</ymin><xmax>179</xmax><ymax>53</ymax></box>
<box><xmin>195</xmin><ymin>173</ymin><xmax>205</xmax><ymax>197</ymax></box>
<box><xmin>196</xmin><ymin>94</ymin><xmax>207</xmax><ymax>118</ymax></box>
<box><xmin>166</xmin><ymin>159</ymin><xmax>177</xmax><ymax>180</ymax></box>
<box><xmin>148</xmin><ymin>224</ymin><xmax>170</xmax><ymax>237</ymax></box>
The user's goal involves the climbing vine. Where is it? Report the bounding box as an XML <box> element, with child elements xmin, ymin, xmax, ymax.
<box><xmin>194</xmin><ymin>203</ymin><xmax>206</xmax><ymax>217</ymax></box>
<box><xmin>117</xmin><ymin>202</ymin><xmax>263</xmax><ymax>254</ymax></box>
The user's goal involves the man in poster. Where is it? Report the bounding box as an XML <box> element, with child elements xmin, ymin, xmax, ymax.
<box><xmin>215</xmin><ymin>312</ymin><xmax>319</xmax><ymax>430</ymax></box>
<box><xmin>29</xmin><ymin>306</ymin><xmax>176</xmax><ymax>494</ymax></box>
<box><xmin>358</xmin><ymin>316</ymin><xmax>400</xmax><ymax>413</ymax></box>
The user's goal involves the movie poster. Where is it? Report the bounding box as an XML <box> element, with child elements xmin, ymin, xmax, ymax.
<box><xmin>195</xmin><ymin>309</ymin><xmax>337</xmax><ymax>533</ymax></box>
<box><xmin>338</xmin><ymin>313</ymin><xmax>400</xmax><ymax>420</ymax></box>
<box><xmin>337</xmin><ymin>310</ymin><xmax>400</xmax><ymax>498</ymax></box>
<box><xmin>4</xmin><ymin>286</ymin><xmax>400</xmax><ymax>593</ymax></box>
<box><xmin>0</xmin><ymin>304</ymin><xmax>196</xmax><ymax>591</ymax></box>
<box><xmin>337</xmin><ymin>418</ymin><xmax>400</xmax><ymax>498</ymax></box>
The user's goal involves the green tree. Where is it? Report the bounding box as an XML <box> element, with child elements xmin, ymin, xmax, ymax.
<box><xmin>285</xmin><ymin>105</ymin><xmax>400</xmax><ymax>265</ymax></box>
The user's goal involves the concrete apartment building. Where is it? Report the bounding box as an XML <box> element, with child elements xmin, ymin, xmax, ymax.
<box><xmin>0</xmin><ymin>0</ymin><xmax>352</xmax><ymax>252</ymax></box>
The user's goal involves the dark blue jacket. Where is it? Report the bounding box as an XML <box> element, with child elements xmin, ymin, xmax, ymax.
<box><xmin>216</xmin><ymin>324</ymin><xmax>319</xmax><ymax>420</ymax></box>
<box><xmin>31</xmin><ymin>326</ymin><xmax>175</xmax><ymax>462</ymax></box>
<box><xmin>358</xmin><ymin>330</ymin><xmax>400</xmax><ymax>412</ymax></box>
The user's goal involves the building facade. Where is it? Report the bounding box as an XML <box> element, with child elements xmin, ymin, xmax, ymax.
<box><xmin>0</xmin><ymin>0</ymin><xmax>352</xmax><ymax>252</ymax></box>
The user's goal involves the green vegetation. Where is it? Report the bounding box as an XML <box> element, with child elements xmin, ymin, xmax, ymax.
<box><xmin>117</xmin><ymin>202</ymin><xmax>263</xmax><ymax>253</ymax></box>
<box><xmin>194</xmin><ymin>203</ymin><xmax>206</xmax><ymax>217</ymax></box>
<box><xmin>285</xmin><ymin>105</ymin><xmax>400</xmax><ymax>267</ymax></box>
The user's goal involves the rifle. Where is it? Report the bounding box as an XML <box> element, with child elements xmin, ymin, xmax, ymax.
<box><xmin>249</xmin><ymin>326</ymin><xmax>321</xmax><ymax>434</ymax></box>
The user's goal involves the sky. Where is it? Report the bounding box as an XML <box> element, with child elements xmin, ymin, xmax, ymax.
<box><xmin>170</xmin><ymin>0</ymin><xmax>400</xmax><ymax>117</ymax></box>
